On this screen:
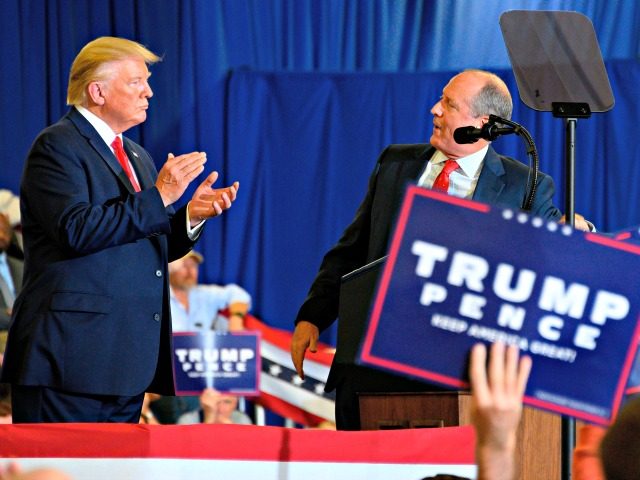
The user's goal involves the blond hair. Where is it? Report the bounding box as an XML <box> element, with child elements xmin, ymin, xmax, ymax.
<box><xmin>67</xmin><ymin>36</ymin><xmax>161</xmax><ymax>106</ymax></box>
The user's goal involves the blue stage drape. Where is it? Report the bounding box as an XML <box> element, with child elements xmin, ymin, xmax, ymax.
<box><xmin>1</xmin><ymin>0</ymin><xmax>639</xmax><ymax>345</ymax></box>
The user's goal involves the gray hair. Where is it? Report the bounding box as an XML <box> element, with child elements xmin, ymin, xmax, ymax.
<box><xmin>466</xmin><ymin>70</ymin><xmax>513</xmax><ymax>120</ymax></box>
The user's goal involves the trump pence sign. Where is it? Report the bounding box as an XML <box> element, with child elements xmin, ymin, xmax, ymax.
<box><xmin>359</xmin><ymin>186</ymin><xmax>640</xmax><ymax>425</ymax></box>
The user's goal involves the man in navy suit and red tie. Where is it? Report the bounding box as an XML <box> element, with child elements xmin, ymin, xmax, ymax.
<box><xmin>291</xmin><ymin>69</ymin><xmax>592</xmax><ymax>430</ymax></box>
<box><xmin>1</xmin><ymin>36</ymin><xmax>239</xmax><ymax>423</ymax></box>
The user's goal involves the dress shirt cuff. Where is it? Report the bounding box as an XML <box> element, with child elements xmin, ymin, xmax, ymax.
<box><xmin>186</xmin><ymin>203</ymin><xmax>206</xmax><ymax>240</ymax></box>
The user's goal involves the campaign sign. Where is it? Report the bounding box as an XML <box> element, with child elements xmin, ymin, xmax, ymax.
<box><xmin>173</xmin><ymin>331</ymin><xmax>260</xmax><ymax>396</ymax></box>
<box><xmin>358</xmin><ymin>185</ymin><xmax>640</xmax><ymax>425</ymax></box>
<box><xmin>625</xmin><ymin>352</ymin><xmax>640</xmax><ymax>399</ymax></box>
<box><xmin>611</xmin><ymin>224</ymin><xmax>640</xmax><ymax>245</ymax></box>
<box><xmin>600</xmin><ymin>225</ymin><xmax>640</xmax><ymax>398</ymax></box>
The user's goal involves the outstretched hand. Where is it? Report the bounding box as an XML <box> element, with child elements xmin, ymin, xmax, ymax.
<box><xmin>188</xmin><ymin>171</ymin><xmax>239</xmax><ymax>226</ymax></box>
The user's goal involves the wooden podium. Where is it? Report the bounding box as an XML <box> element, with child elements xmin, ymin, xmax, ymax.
<box><xmin>359</xmin><ymin>391</ymin><xmax>561</xmax><ymax>480</ymax></box>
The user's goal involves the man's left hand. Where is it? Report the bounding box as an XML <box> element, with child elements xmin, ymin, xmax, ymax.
<box><xmin>188</xmin><ymin>171</ymin><xmax>239</xmax><ymax>226</ymax></box>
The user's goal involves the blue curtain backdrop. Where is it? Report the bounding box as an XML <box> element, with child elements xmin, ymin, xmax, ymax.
<box><xmin>1</xmin><ymin>0</ymin><xmax>639</xmax><ymax>346</ymax></box>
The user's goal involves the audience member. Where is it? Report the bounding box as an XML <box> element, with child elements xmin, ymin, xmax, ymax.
<box><xmin>169</xmin><ymin>250</ymin><xmax>251</xmax><ymax>333</ymax></box>
<box><xmin>0</xmin><ymin>190</ymin><xmax>21</xmax><ymax>250</ymax></box>
<box><xmin>0</xmin><ymin>463</ymin><xmax>71</xmax><ymax>480</ymax></box>
<box><xmin>0</xmin><ymin>331</ymin><xmax>10</xmax><ymax>423</ymax></box>
<box><xmin>422</xmin><ymin>341</ymin><xmax>530</xmax><ymax>480</ymax></box>
<box><xmin>469</xmin><ymin>342</ymin><xmax>531</xmax><ymax>480</ymax></box>
<box><xmin>0</xmin><ymin>191</ymin><xmax>20</xmax><ymax>226</ymax></box>
<box><xmin>139</xmin><ymin>393</ymin><xmax>161</xmax><ymax>425</ymax></box>
<box><xmin>599</xmin><ymin>396</ymin><xmax>640</xmax><ymax>480</ymax></box>
<box><xmin>573</xmin><ymin>424</ymin><xmax>607</xmax><ymax>480</ymax></box>
<box><xmin>149</xmin><ymin>251</ymin><xmax>252</xmax><ymax>424</ymax></box>
<box><xmin>448</xmin><ymin>341</ymin><xmax>640</xmax><ymax>480</ymax></box>
<box><xmin>0</xmin><ymin>214</ymin><xmax>22</xmax><ymax>331</ymax></box>
<box><xmin>177</xmin><ymin>388</ymin><xmax>252</xmax><ymax>425</ymax></box>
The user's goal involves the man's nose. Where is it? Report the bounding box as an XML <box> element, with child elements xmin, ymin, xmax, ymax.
<box><xmin>430</xmin><ymin>100</ymin><xmax>442</xmax><ymax>116</ymax></box>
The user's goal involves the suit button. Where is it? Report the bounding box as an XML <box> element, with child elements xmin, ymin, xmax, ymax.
<box><xmin>155</xmin><ymin>270</ymin><xmax>162</xmax><ymax>277</ymax></box>
<box><xmin>154</xmin><ymin>313</ymin><xmax>160</xmax><ymax>321</ymax></box>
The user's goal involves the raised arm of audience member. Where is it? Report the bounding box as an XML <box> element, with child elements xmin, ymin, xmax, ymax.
<box><xmin>227</xmin><ymin>300</ymin><xmax>249</xmax><ymax>331</ymax></box>
<box><xmin>469</xmin><ymin>342</ymin><xmax>532</xmax><ymax>480</ymax></box>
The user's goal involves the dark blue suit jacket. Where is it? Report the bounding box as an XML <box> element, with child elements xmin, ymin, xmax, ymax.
<box><xmin>297</xmin><ymin>143</ymin><xmax>562</xmax><ymax>335</ymax></box>
<box><xmin>1</xmin><ymin>108</ymin><xmax>197</xmax><ymax>396</ymax></box>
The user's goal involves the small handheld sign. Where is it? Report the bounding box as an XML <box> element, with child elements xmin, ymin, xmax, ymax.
<box><xmin>173</xmin><ymin>331</ymin><xmax>260</xmax><ymax>396</ymax></box>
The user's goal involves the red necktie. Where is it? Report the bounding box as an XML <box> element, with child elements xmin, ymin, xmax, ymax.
<box><xmin>432</xmin><ymin>159</ymin><xmax>459</xmax><ymax>193</ymax></box>
<box><xmin>111</xmin><ymin>137</ymin><xmax>141</xmax><ymax>192</ymax></box>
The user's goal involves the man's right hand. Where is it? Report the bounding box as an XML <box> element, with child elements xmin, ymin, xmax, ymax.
<box><xmin>291</xmin><ymin>320</ymin><xmax>319</xmax><ymax>380</ymax></box>
<box><xmin>155</xmin><ymin>152</ymin><xmax>207</xmax><ymax>206</ymax></box>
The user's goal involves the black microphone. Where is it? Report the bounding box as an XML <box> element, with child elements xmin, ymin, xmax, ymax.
<box><xmin>453</xmin><ymin>122</ymin><xmax>516</xmax><ymax>144</ymax></box>
<box><xmin>454</xmin><ymin>114</ymin><xmax>539</xmax><ymax>210</ymax></box>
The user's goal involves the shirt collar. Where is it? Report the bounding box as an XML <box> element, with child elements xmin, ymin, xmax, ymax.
<box><xmin>75</xmin><ymin>105</ymin><xmax>121</xmax><ymax>148</ymax></box>
<box><xmin>432</xmin><ymin>145</ymin><xmax>489</xmax><ymax>178</ymax></box>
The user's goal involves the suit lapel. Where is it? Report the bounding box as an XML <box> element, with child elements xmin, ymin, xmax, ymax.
<box><xmin>412</xmin><ymin>145</ymin><xmax>437</xmax><ymax>182</ymax></box>
<box><xmin>66</xmin><ymin>108</ymin><xmax>138</xmax><ymax>194</ymax></box>
<box><xmin>473</xmin><ymin>146</ymin><xmax>506</xmax><ymax>204</ymax></box>
<box><xmin>123</xmin><ymin>139</ymin><xmax>155</xmax><ymax>190</ymax></box>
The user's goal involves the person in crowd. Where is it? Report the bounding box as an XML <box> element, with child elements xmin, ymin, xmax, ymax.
<box><xmin>0</xmin><ymin>331</ymin><xmax>10</xmax><ymax>423</ymax></box>
<box><xmin>421</xmin><ymin>341</ymin><xmax>531</xmax><ymax>480</ymax></box>
<box><xmin>291</xmin><ymin>69</ymin><xmax>592</xmax><ymax>430</ymax></box>
<box><xmin>434</xmin><ymin>341</ymin><xmax>640</xmax><ymax>480</ymax></box>
<box><xmin>169</xmin><ymin>250</ymin><xmax>251</xmax><ymax>333</ymax></box>
<box><xmin>0</xmin><ymin>214</ymin><xmax>22</xmax><ymax>331</ymax></box>
<box><xmin>0</xmin><ymin>191</ymin><xmax>21</xmax><ymax>251</ymax></box>
<box><xmin>139</xmin><ymin>392</ymin><xmax>161</xmax><ymax>425</ymax></box>
<box><xmin>599</xmin><ymin>395</ymin><xmax>640</xmax><ymax>480</ymax></box>
<box><xmin>0</xmin><ymin>463</ymin><xmax>70</xmax><ymax>480</ymax></box>
<box><xmin>148</xmin><ymin>250</ymin><xmax>252</xmax><ymax>424</ymax></box>
<box><xmin>177</xmin><ymin>388</ymin><xmax>252</xmax><ymax>425</ymax></box>
<box><xmin>468</xmin><ymin>342</ymin><xmax>531</xmax><ymax>480</ymax></box>
<box><xmin>0</xmin><ymin>36</ymin><xmax>239</xmax><ymax>423</ymax></box>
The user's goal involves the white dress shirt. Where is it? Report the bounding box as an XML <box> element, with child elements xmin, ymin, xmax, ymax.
<box><xmin>417</xmin><ymin>146</ymin><xmax>488</xmax><ymax>199</ymax></box>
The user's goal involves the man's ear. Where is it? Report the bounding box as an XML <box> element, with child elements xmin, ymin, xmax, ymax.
<box><xmin>86</xmin><ymin>81</ymin><xmax>106</xmax><ymax>106</ymax></box>
<box><xmin>477</xmin><ymin>115</ymin><xmax>490</xmax><ymax>128</ymax></box>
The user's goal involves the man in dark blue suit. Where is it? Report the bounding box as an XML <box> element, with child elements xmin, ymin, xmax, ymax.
<box><xmin>1</xmin><ymin>37</ymin><xmax>239</xmax><ymax>423</ymax></box>
<box><xmin>291</xmin><ymin>69</ymin><xmax>590</xmax><ymax>430</ymax></box>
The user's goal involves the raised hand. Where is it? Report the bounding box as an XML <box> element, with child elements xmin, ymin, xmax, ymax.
<box><xmin>187</xmin><ymin>171</ymin><xmax>239</xmax><ymax>226</ymax></box>
<box><xmin>155</xmin><ymin>152</ymin><xmax>207</xmax><ymax>206</ymax></box>
<box><xmin>470</xmin><ymin>342</ymin><xmax>532</xmax><ymax>480</ymax></box>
